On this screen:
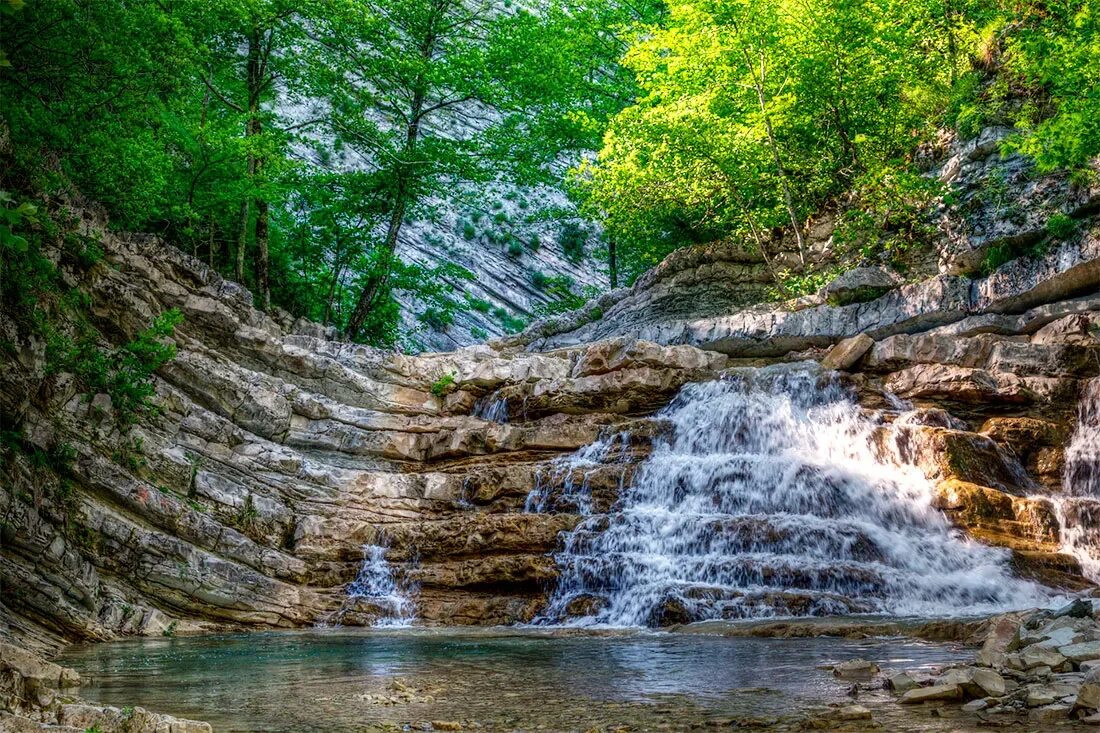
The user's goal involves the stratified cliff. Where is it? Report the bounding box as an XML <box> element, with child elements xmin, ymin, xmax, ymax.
<box><xmin>0</xmin><ymin>125</ymin><xmax>1098</xmax><ymax>661</ymax></box>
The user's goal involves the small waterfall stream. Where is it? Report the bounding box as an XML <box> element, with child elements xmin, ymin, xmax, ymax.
<box><xmin>344</xmin><ymin>544</ymin><xmax>417</xmax><ymax>627</ymax></box>
<box><xmin>534</xmin><ymin>365</ymin><xmax>1052</xmax><ymax>626</ymax></box>
<box><xmin>1053</xmin><ymin>378</ymin><xmax>1100</xmax><ymax>580</ymax></box>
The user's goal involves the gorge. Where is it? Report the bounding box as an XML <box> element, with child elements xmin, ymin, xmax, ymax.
<box><xmin>2</xmin><ymin>131</ymin><xmax>1100</xmax><ymax>728</ymax></box>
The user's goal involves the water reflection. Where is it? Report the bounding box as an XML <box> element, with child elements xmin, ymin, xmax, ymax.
<box><xmin>58</xmin><ymin>628</ymin><xmax>970</xmax><ymax>733</ymax></box>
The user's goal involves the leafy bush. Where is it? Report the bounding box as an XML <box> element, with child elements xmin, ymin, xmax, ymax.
<box><xmin>559</xmin><ymin>222</ymin><xmax>587</xmax><ymax>263</ymax></box>
<box><xmin>468</xmin><ymin>297</ymin><xmax>492</xmax><ymax>313</ymax></box>
<box><xmin>47</xmin><ymin>310</ymin><xmax>184</xmax><ymax>426</ymax></box>
<box><xmin>430</xmin><ymin>372</ymin><xmax>456</xmax><ymax>396</ymax></box>
<box><xmin>527</xmin><ymin>234</ymin><xmax>540</xmax><ymax>251</ymax></box>
<box><xmin>461</xmin><ymin>220</ymin><xmax>476</xmax><ymax>240</ymax></box>
<box><xmin>507</xmin><ymin>239</ymin><xmax>523</xmax><ymax>257</ymax></box>
<box><xmin>531</xmin><ymin>271</ymin><xmax>549</xmax><ymax>289</ymax></box>
<box><xmin>1046</xmin><ymin>212</ymin><xmax>1077</xmax><ymax>240</ymax></box>
<box><xmin>420</xmin><ymin>306</ymin><xmax>454</xmax><ymax>330</ymax></box>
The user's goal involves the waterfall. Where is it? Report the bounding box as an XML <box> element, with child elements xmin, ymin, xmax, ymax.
<box><xmin>1054</xmin><ymin>378</ymin><xmax>1100</xmax><ymax>580</ymax></box>
<box><xmin>344</xmin><ymin>544</ymin><xmax>417</xmax><ymax>627</ymax></box>
<box><xmin>473</xmin><ymin>393</ymin><xmax>510</xmax><ymax>423</ymax></box>
<box><xmin>525</xmin><ymin>431</ymin><xmax>634</xmax><ymax>515</ymax></box>
<box><xmin>534</xmin><ymin>364</ymin><xmax>1052</xmax><ymax>626</ymax></box>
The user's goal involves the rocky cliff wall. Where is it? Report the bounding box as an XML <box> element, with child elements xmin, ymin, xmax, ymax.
<box><xmin>1</xmin><ymin>125</ymin><xmax>1098</xmax><ymax>664</ymax></box>
<box><xmin>1</xmin><ymin>197</ymin><xmax>1097</xmax><ymax>661</ymax></box>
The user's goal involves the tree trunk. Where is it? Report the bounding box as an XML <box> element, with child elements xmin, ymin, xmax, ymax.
<box><xmin>608</xmin><ymin>236</ymin><xmax>618</xmax><ymax>289</ymax></box>
<box><xmin>345</xmin><ymin>26</ymin><xmax>436</xmax><ymax>341</ymax></box>
<box><xmin>245</xmin><ymin>26</ymin><xmax>271</xmax><ymax>310</ymax></box>
<box><xmin>236</xmin><ymin>198</ymin><xmax>249</xmax><ymax>283</ymax></box>
<box><xmin>254</xmin><ymin>195</ymin><xmax>270</xmax><ymax>310</ymax></box>
<box><xmin>345</xmin><ymin>181</ymin><xmax>410</xmax><ymax>339</ymax></box>
<box><xmin>745</xmin><ymin>50</ymin><xmax>805</xmax><ymax>265</ymax></box>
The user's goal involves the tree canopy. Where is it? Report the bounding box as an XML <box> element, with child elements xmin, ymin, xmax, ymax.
<box><xmin>2</xmin><ymin>0</ymin><xmax>1097</xmax><ymax>341</ymax></box>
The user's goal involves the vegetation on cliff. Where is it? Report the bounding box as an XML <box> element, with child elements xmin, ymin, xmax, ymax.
<box><xmin>0</xmin><ymin>0</ymin><xmax>1097</xmax><ymax>346</ymax></box>
<box><xmin>575</xmin><ymin>0</ymin><xmax>1100</xmax><ymax>287</ymax></box>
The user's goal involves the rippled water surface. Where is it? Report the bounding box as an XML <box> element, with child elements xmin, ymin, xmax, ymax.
<box><xmin>59</xmin><ymin>627</ymin><xmax>973</xmax><ymax>732</ymax></box>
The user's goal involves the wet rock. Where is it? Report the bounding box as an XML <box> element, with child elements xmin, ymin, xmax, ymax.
<box><xmin>899</xmin><ymin>684</ymin><xmax>963</xmax><ymax>704</ymax></box>
<box><xmin>562</xmin><ymin>593</ymin><xmax>608</xmax><ymax>618</ymax></box>
<box><xmin>645</xmin><ymin>596</ymin><xmax>695</xmax><ymax>627</ymax></box>
<box><xmin>831</xmin><ymin>659</ymin><xmax>880</xmax><ymax>680</ymax></box>
<box><xmin>1054</xmin><ymin>598</ymin><xmax>1094</xmax><ymax>619</ymax></box>
<box><xmin>833</xmin><ymin>704</ymin><xmax>872</xmax><ymax>721</ymax></box>
<box><xmin>1030</xmin><ymin>703</ymin><xmax>1071</xmax><ymax>723</ymax></box>
<box><xmin>887</xmin><ymin>672</ymin><xmax>920</xmax><ymax>692</ymax></box>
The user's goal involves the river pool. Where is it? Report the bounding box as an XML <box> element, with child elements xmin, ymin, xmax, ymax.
<box><xmin>57</xmin><ymin>626</ymin><xmax>980</xmax><ymax>732</ymax></box>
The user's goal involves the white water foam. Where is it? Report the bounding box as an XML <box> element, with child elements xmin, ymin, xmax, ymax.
<box><xmin>533</xmin><ymin>364</ymin><xmax>1053</xmax><ymax>626</ymax></box>
<box><xmin>344</xmin><ymin>544</ymin><xmax>417</xmax><ymax>627</ymax></box>
<box><xmin>1053</xmin><ymin>378</ymin><xmax>1100</xmax><ymax>580</ymax></box>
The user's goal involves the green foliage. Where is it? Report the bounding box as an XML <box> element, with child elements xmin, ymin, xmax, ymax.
<box><xmin>47</xmin><ymin>310</ymin><xmax>183</xmax><ymax>426</ymax></box>
<box><xmin>420</xmin><ymin>307</ymin><xmax>454</xmax><ymax>330</ymax></box>
<box><xmin>490</xmin><ymin>307</ymin><xmax>527</xmax><ymax>334</ymax></box>
<box><xmin>1046</xmin><ymin>212</ymin><xmax>1076</xmax><ymax>240</ymax></box>
<box><xmin>470</xmin><ymin>326</ymin><xmax>488</xmax><ymax>340</ymax></box>
<box><xmin>468</xmin><ymin>297</ymin><xmax>492</xmax><ymax>313</ymax></box>
<box><xmin>772</xmin><ymin>267</ymin><xmax>843</xmax><ymax>300</ymax></box>
<box><xmin>833</xmin><ymin>167</ymin><xmax>945</xmax><ymax>263</ymax></box>
<box><xmin>559</xmin><ymin>222</ymin><xmax>588</xmax><ymax>263</ymax></box>
<box><xmin>3</xmin><ymin>0</ymin><xmax>1097</xmax><ymax>351</ymax></box>
<box><xmin>430</xmin><ymin>372</ymin><xmax>456</xmax><ymax>396</ymax></box>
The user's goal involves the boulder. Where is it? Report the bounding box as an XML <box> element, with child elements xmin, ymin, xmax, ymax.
<box><xmin>887</xmin><ymin>672</ymin><xmax>920</xmax><ymax>692</ymax></box>
<box><xmin>1079</xmin><ymin>668</ymin><xmax>1100</xmax><ymax>710</ymax></box>
<box><xmin>1060</xmin><ymin>641</ymin><xmax>1100</xmax><ymax>664</ymax></box>
<box><xmin>832</xmin><ymin>659</ymin><xmax>880</xmax><ymax>679</ymax></box>
<box><xmin>820</xmin><ymin>267</ymin><xmax>899</xmax><ymax>306</ymax></box>
<box><xmin>1013</xmin><ymin>644</ymin><xmax>1069</xmax><ymax>671</ymax></box>
<box><xmin>899</xmin><ymin>684</ymin><xmax>963</xmax><ymax>704</ymax></box>
<box><xmin>821</xmin><ymin>334</ymin><xmax>874</xmax><ymax>371</ymax></box>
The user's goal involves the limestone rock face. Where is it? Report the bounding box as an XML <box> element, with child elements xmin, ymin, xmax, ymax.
<box><xmin>0</xmin><ymin>208</ymin><xmax>730</xmax><ymax>653</ymax></box>
<box><xmin>819</xmin><ymin>267</ymin><xmax>900</xmax><ymax>306</ymax></box>
<box><xmin>0</xmin><ymin>127</ymin><xmax>1098</xmax><ymax>665</ymax></box>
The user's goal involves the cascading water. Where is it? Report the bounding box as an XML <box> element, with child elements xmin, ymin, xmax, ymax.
<box><xmin>343</xmin><ymin>544</ymin><xmax>417</xmax><ymax>627</ymax></box>
<box><xmin>534</xmin><ymin>364</ymin><xmax>1052</xmax><ymax>626</ymax></box>
<box><xmin>473</xmin><ymin>393</ymin><xmax>510</xmax><ymax>423</ymax></box>
<box><xmin>1053</xmin><ymin>378</ymin><xmax>1100</xmax><ymax>580</ymax></box>
<box><xmin>525</xmin><ymin>431</ymin><xmax>634</xmax><ymax>515</ymax></box>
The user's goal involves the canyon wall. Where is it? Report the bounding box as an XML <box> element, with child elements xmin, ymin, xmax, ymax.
<box><xmin>0</xmin><ymin>126</ymin><xmax>1098</xmax><ymax>659</ymax></box>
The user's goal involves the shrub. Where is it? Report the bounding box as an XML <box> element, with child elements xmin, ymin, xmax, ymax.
<box><xmin>527</xmin><ymin>234</ymin><xmax>540</xmax><ymax>251</ymax></box>
<box><xmin>430</xmin><ymin>372</ymin><xmax>456</xmax><ymax>396</ymax></box>
<box><xmin>1046</xmin><ymin>212</ymin><xmax>1076</xmax><ymax>239</ymax></box>
<box><xmin>420</xmin><ymin>307</ymin><xmax>454</xmax><ymax>330</ymax></box>
<box><xmin>470</xmin><ymin>326</ymin><xmax>488</xmax><ymax>340</ymax></box>
<box><xmin>531</xmin><ymin>271</ymin><xmax>549</xmax><ymax>289</ymax></box>
<box><xmin>559</xmin><ymin>222</ymin><xmax>587</xmax><ymax>263</ymax></box>
<box><xmin>48</xmin><ymin>309</ymin><xmax>184</xmax><ymax>426</ymax></box>
<box><xmin>461</xmin><ymin>220</ymin><xmax>476</xmax><ymax>240</ymax></box>
<box><xmin>507</xmin><ymin>239</ymin><xmax>523</xmax><ymax>257</ymax></box>
<box><xmin>468</xmin><ymin>297</ymin><xmax>492</xmax><ymax>313</ymax></box>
